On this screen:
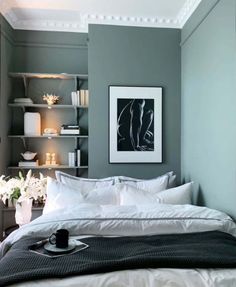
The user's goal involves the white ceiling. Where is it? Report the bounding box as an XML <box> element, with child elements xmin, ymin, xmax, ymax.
<box><xmin>0</xmin><ymin>0</ymin><xmax>202</xmax><ymax>33</ymax></box>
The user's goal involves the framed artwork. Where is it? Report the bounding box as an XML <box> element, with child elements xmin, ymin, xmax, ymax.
<box><xmin>109</xmin><ymin>86</ymin><xmax>162</xmax><ymax>163</ymax></box>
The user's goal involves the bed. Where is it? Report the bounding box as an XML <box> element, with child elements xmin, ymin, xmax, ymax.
<box><xmin>1</xmin><ymin>171</ymin><xmax>236</xmax><ymax>287</ymax></box>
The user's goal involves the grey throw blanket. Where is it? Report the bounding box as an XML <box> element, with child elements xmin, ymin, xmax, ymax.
<box><xmin>1</xmin><ymin>231</ymin><xmax>236</xmax><ymax>286</ymax></box>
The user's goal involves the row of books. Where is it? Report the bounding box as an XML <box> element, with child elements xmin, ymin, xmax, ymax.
<box><xmin>71</xmin><ymin>90</ymin><xmax>89</xmax><ymax>107</ymax></box>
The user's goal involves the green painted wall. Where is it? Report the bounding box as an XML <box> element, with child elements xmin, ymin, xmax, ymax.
<box><xmin>0</xmin><ymin>15</ymin><xmax>14</xmax><ymax>175</ymax></box>
<box><xmin>181</xmin><ymin>0</ymin><xmax>236</xmax><ymax>217</ymax></box>
<box><xmin>13</xmin><ymin>30</ymin><xmax>88</xmax><ymax>74</ymax></box>
<box><xmin>88</xmin><ymin>25</ymin><xmax>181</xmax><ymax>179</ymax></box>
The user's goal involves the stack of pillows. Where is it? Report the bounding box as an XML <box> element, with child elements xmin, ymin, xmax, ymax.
<box><xmin>43</xmin><ymin>171</ymin><xmax>193</xmax><ymax>214</ymax></box>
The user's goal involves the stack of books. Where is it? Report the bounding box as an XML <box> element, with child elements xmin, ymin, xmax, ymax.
<box><xmin>60</xmin><ymin>125</ymin><xmax>80</xmax><ymax>135</ymax></box>
<box><xmin>14</xmin><ymin>98</ymin><xmax>33</xmax><ymax>104</ymax></box>
<box><xmin>18</xmin><ymin>160</ymin><xmax>39</xmax><ymax>167</ymax></box>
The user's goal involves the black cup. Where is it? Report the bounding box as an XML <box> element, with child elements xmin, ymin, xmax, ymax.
<box><xmin>49</xmin><ymin>229</ymin><xmax>69</xmax><ymax>248</ymax></box>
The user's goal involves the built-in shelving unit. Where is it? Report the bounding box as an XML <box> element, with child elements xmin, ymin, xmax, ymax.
<box><xmin>8</xmin><ymin>103</ymin><xmax>88</xmax><ymax>109</ymax></box>
<box><xmin>8</xmin><ymin>165</ymin><xmax>88</xmax><ymax>170</ymax></box>
<box><xmin>8</xmin><ymin>71</ymin><xmax>89</xmax><ymax>176</ymax></box>
<box><xmin>8</xmin><ymin>135</ymin><xmax>88</xmax><ymax>139</ymax></box>
<box><xmin>9</xmin><ymin>72</ymin><xmax>88</xmax><ymax>80</ymax></box>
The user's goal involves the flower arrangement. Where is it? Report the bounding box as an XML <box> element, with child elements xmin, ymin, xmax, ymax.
<box><xmin>0</xmin><ymin>170</ymin><xmax>47</xmax><ymax>205</ymax></box>
<box><xmin>42</xmin><ymin>94</ymin><xmax>60</xmax><ymax>105</ymax></box>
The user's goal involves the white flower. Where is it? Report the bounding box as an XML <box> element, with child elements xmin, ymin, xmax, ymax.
<box><xmin>0</xmin><ymin>170</ymin><xmax>46</xmax><ymax>204</ymax></box>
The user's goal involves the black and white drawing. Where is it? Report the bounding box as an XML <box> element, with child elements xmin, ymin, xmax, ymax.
<box><xmin>117</xmin><ymin>99</ymin><xmax>154</xmax><ymax>152</ymax></box>
<box><xmin>109</xmin><ymin>86</ymin><xmax>162</xmax><ymax>163</ymax></box>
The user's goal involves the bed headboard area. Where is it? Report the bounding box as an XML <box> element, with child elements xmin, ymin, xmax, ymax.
<box><xmin>88</xmin><ymin>25</ymin><xmax>181</xmax><ymax>181</ymax></box>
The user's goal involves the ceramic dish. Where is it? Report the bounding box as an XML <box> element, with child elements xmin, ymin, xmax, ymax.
<box><xmin>44</xmin><ymin>239</ymin><xmax>76</xmax><ymax>254</ymax></box>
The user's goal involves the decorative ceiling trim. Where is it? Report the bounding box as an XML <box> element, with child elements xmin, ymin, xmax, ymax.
<box><xmin>177</xmin><ymin>0</ymin><xmax>203</xmax><ymax>27</ymax></box>
<box><xmin>0</xmin><ymin>0</ymin><xmax>202</xmax><ymax>33</ymax></box>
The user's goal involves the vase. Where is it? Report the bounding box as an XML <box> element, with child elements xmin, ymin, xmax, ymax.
<box><xmin>8</xmin><ymin>198</ymin><xmax>17</xmax><ymax>208</ymax></box>
<box><xmin>15</xmin><ymin>199</ymin><xmax>33</xmax><ymax>226</ymax></box>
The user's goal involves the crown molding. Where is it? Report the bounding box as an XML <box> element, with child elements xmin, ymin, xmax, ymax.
<box><xmin>177</xmin><ymin>0</ymin><xmax>203</xmax><ymax>28</ymax></box>
<box><xmin>0</xmin><ymin>0</ymin><xmax>202</xmax><ymax>33</ymax></box>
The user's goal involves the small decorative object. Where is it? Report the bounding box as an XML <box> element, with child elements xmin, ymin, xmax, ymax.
<box><xmin>43</xmin><ymin>128</ymin><xmax>58</xmax><ymax>136</ymax></box>
<box><xmin>43</xmin><ymin>94</ymin><xmax>60</xmax><ymax>105</ymax></box>
<box><xmin>0</xmin><ymin>171</ymin><xmax>47</xmax><ymax>226</ymax></box>
<box><xmin>76</xmin><ymin>150</ymin><xmax>81</xmax><ymax>167</ymax></box>
<box><xmin>45</xmin><ymin>153</ymin><xmax>51</xmax><ymax>165</ymax></box>
<box><xmin>15</xmin><ymin>199</ymin><xmax>33</xmax><ymax>226</ymax></box>
<box><xmin>109</xmin><ymin>86</ymin><xmax>162</xmax><ymax>163</ymax></box>
<box><xmin>21</xmin><ymin>151</ymin><xmax>37</xmax><ymax>161</ymax></box>
<box><xmin>24</xmin><ymin>112</ymin><xmax>41</xmax><ymax>136</ymax></box>
<box><xmin>51</xmin><ymin>153</ymin><xmax>57</xmax><ymax>165</ymax></box>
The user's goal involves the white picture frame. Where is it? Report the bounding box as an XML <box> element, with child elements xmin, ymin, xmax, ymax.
<box><xmin>109</xmin><ymin>86</ymin><xmax>162</xmax><ymax>163</ymax></box>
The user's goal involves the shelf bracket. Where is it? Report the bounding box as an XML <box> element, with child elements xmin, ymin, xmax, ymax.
<box><xmin>20</xmin><ymin>137</ymin><xmax>27</xmax><ymax>150</ymax></box>
<box><xmin>77</xmin><ymin>77</ymin><xmax>84</xmax><ymax>90</ymax></box>
<box><xmin>23</xmin><ymin>76</ymin><xmax>29</xmax><ymax>98</ymax></box>
<box><xmin>74</xmin><ymin>106</ymin><xmax>78</xmax><ymax>124</ymax></box>
<box><xmin>74</xmin><ymin>76</ymin><xmax>77</xmax><ymax>91</ymax></box>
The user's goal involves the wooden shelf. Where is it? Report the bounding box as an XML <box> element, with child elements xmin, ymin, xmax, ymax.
<box><xmin>8</xmin><ymin>103</ymin><xmax>88</xmax><ymax>109</ymax></box>
<box><xmin>9</xmin><ymin>72</ymin><xmax>88</xmax><ymax>80</ymax></box>
<box><xmin>8</xmin><ymin>165</ymin><xmax>88</xmax><ymax>170</ymax></box>
<box><xmin>8</xmin><ymin>135</ymin><xmax>88</xmax><ymax>139</ymax></box>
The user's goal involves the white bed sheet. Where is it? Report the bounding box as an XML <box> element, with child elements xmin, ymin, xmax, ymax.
<box><xmin>1</xmin><ymin>204</ymin><xmax>236</xmax><ymax>287</ymax></box>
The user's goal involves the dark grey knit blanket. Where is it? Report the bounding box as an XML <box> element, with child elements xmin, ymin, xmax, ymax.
<box><xmin>1</xmin><ymin>231</ymin><xmax>236</xmax><ymax>286</ymax></box>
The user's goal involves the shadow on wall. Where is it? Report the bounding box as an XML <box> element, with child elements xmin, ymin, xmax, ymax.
<box><xmin>196</xmin><ymin>185</ymin><xmax>205</xmax><ymax>206</ymax></box>
<box><xmin>182</xmin><ymin>177</ymin><xmax>205</xmax><ymax>206</ymax></box>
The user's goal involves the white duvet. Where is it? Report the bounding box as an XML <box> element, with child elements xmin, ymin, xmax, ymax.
<box><xmin>1</xmin><ymin>203</ymin><xmax>236</xmax><ymax>287</ymax></box>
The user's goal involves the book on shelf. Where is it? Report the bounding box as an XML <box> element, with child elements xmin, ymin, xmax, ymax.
<box><xmin>60</xmin><ymin>129</ymin><xmax>80</xmax><ymax>135</ymax></box>
<box><xmin>61</xmin><ymin>124</ymin><xmax>79</xmax><ymax>130</ymax></box>
<box><xmin>60</xmin><ymin>124</ymin><xmax>80</xmax><ymax>135</ymax></box>
<box><xmin>71</xmin><ymin>90</ymin><xmax>89</xmax><ymax>107</ymax></box>
<box><xmin>18</xmin><ymin>160</ymin><xmax>39</xmax><ymax>167</ymax></box>
<box><xmin>80</xmin><ymin>90</ymin><xmax>89</xmax><ymax>107</ymax></box>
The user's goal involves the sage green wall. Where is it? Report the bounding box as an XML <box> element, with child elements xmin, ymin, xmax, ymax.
<box><xmin>13</xmin><ymin>30</ymin><xmax>88</xmax><ymax>74</ymax></box>
<box><xmin>181</xmin><ymin>0</ymin><xmax>236</xmax><ymax>217</ymax></box>
<box><xmin>88</xmin><ymin>25</ymin><xmax>181</xmax><ymax>179</ymax></box>
<box><xmin>0</xmin><ymin>15</ymin><xmax>14</xmax><ymax>175</ymax></box>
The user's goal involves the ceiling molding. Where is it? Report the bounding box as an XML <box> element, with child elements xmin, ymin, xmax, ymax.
<box><xmin>0</xmin><ymin>0</ymin><xmax>202</xmax><ymax>33</ymax></box>
<box><xmin>177</xmin><ymin>0</ymin><xmax>203</xmax><ymax>27</ymax></box>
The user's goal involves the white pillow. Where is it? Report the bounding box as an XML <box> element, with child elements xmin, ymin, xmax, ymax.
<box><xmin>119</xmin><ymin>171</ymin><xmax>176</xmax><ymax>189</ymax></box>
<box><xmin>154</xmin><ymin>182</ymin><xmax>193</xmax><ymax>204</ymax></box>
<box><xmin>43</xmin><ymin>177</ymin><xmax>83</xmax><ymax>214</ymax></box>
<box><xmin>118</xmin><ymin>183</ymin><xmax>159</xmax><ymax>205</ymax></box>
<box><xmin>55</xmin><ymin>171</ymin><xmax>114</xmax><ymax>192</ymax></box>
<box><xmin>119</xmin><ymin>182</ymin><xmax>193</xmax><ymax>206</ymax></box>
<box><xmin>119</xmin><ymin>174</ymin><xmax>169</xmax><ymax>193</ymax></box>
<box><xmin>43</xmin><ymin>177</ymin><xmax>119</xmax><ymax>214</ymax></box>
